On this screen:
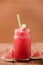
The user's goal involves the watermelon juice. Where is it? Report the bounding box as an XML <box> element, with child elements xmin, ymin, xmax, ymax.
<box><xmin>13</xmin><ymin>25</ymin><xmax>31</xmax><ymax>60</ymax></box>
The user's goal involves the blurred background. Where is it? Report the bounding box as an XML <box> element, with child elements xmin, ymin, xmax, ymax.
<box><xmin>0</xmin><ymin>0</ymin><xmax>43</xmax><ymax>43</ymax></box>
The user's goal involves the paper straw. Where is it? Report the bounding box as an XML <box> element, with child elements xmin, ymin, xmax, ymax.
<box><xmin>17</xmin><ymin>14</ymin><xmax>21</xmax><ymax>27</ymax></box>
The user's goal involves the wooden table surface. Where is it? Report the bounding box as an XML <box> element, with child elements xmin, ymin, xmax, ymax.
<box><xmin>0</xmin><ymin>43</ymin><xmax>43</xmax><ymax>65</ymax></box>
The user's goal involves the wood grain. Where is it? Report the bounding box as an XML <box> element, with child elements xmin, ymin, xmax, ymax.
<box><xmin>0</xmin><ymin>43</ymin><xmax>43</xmax><ymax>65</ymax></box>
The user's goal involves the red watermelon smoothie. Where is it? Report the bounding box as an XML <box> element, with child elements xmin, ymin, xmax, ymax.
<box><xmin>13</xmin><ymin>24</ymin><xmax>31</xmax><ymax>60</ymax></box>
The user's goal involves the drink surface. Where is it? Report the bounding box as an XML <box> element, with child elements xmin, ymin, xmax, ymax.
<box><xmin>13</xmin><ymin>25</ymin><xmax>31</xmax><ymax>60</ymax></box>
